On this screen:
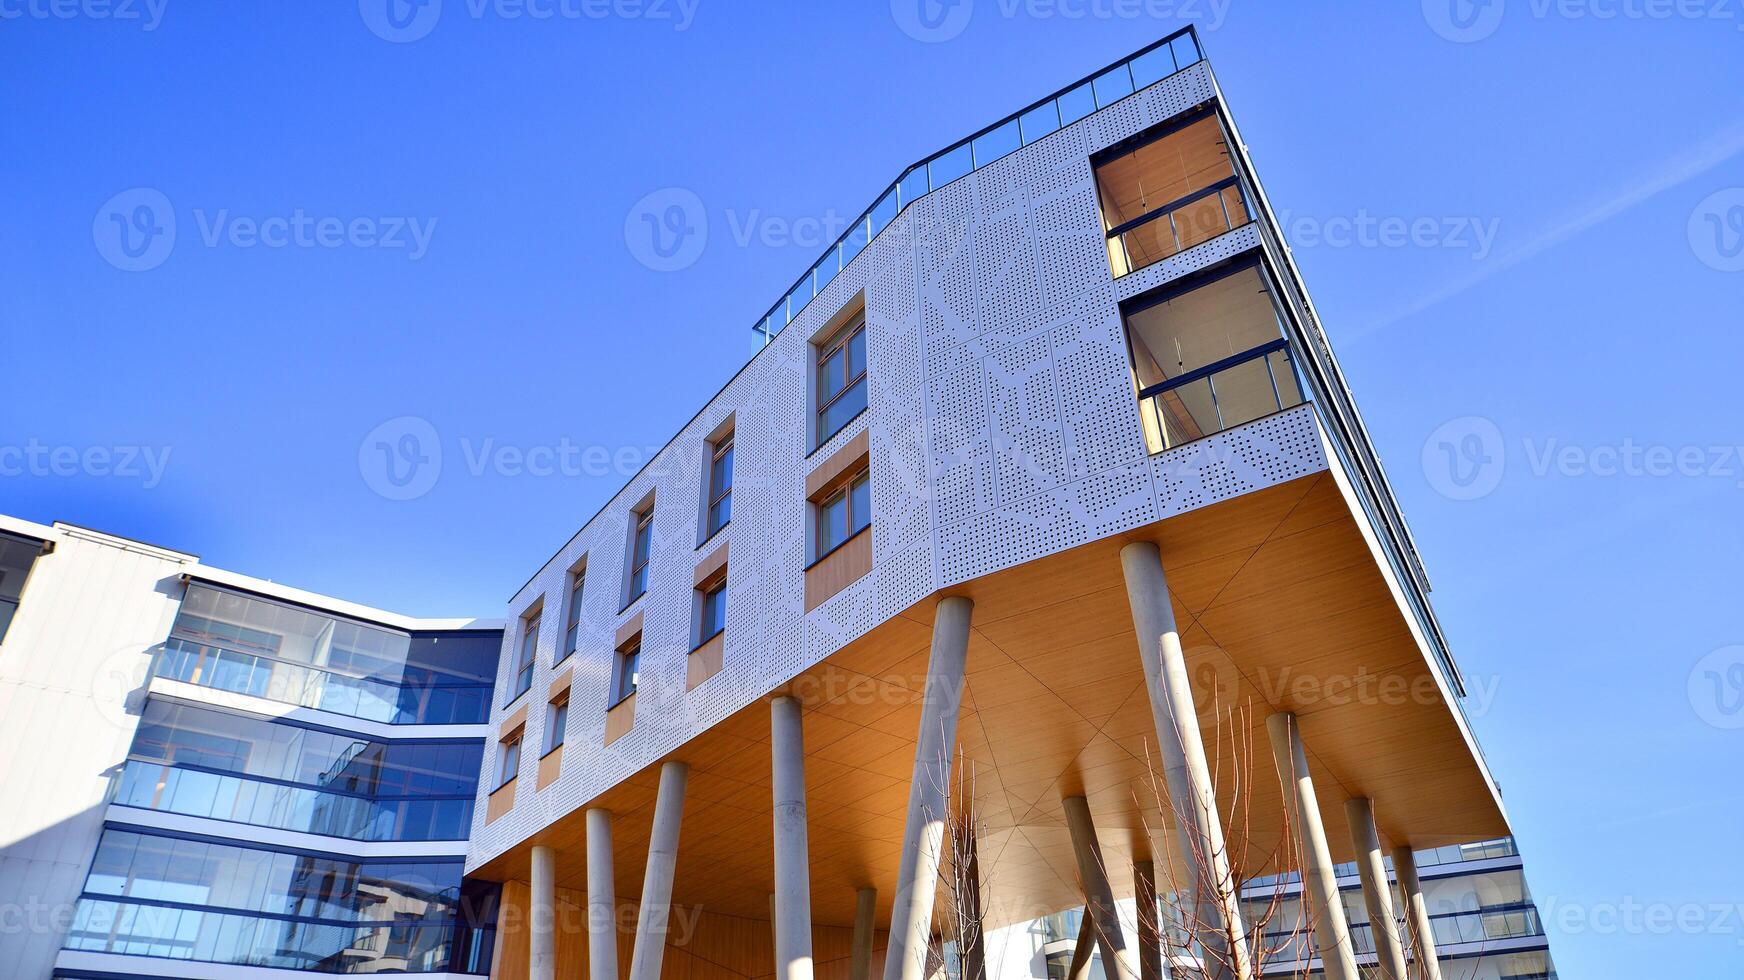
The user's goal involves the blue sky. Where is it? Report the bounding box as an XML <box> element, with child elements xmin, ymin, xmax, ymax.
<box><xmin>3</xmin><ymin>2</ymin><xmax>1740</xmax><ymax>976</ymax></box>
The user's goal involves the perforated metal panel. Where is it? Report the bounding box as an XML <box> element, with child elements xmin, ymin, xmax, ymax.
<box><xmin>465</xmin><ymin>64</ymin><xmax>1333</xmax><ymax>873</ymax></box>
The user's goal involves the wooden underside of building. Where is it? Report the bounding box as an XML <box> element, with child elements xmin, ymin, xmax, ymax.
<box><xmin>477</xmin><ymin>467</ymin><xmax>1508</xmax><ymax>973</ymax></box>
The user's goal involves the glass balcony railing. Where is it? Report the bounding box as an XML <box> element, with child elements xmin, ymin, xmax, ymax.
<box><xmin>754</xmin><ymin>27</ymin><xmax>1205</xmax><ymax>344</ymax></box>
<box><xmin>64</xmin><ymin>898</ymin><xmax>460</xmax><ymax>975</ymax></box>
<box><xmin>1107</xmin><ymin>175</ymin><xmax>1254</xmax><ymax>277</ymax></box>
<box><xmin>1259</xmin><ymin>903</ymin><xmax>1545</xmax><ymax>962</ymax></box>
<box><xmin>1137</xmin><ymin>339</ymin><xmax>1304</xmax><ymax>453</ymax></box>
<box><xmin>153</xmin><ymin>637</ymin><xmax>492</xmax><ymax>726</ymax></box>
<box><xmin>112</xmin><ymin>760</ymin><xmax>475</xmax><ymax>842</ymax></box>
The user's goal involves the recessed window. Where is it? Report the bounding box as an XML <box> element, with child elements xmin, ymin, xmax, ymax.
<box><xmin>0</xmin><ymin>533</ymin><xmax>42</xmax><ymax>645</ymax></box>
<box><xmin>706</xmin><ymin>432</ymin><xmax>734</xmax><ymax>538</ymax></box>
<box><xmin>1095</xmin><ymin>110</ymin><xmax>1249</xmax><ymax>277</ymax></box>
<box><xmin>544</xmin><ymin>694</ymin><xmax>569</xmax><ymax>755</ymax></box>
<box><xmin>698</xmin><ymin>579</ymin><xmax>727</xmax><ymax>645</ymax></box>
<box><xmin>611</xmin><ymin>635</ymin><xmax>641</xmax><ymax>706</ymax></box>
<box><xmin>560</xmin><ymin>566</ymin><xmax>586</xmax><ymax>663</ymax></box>
<box><xmin>816</xmin><ymin>315</ymin><xmax>867</xmax><ymax>445</ymax></box>
<box><xmin>627</xmin><ymin>504</ymin><xmax>654</xmax><ymax>604</ymax></box>
<box><xmin>817</xmin><ymin>469</ymin><xmax>871</xmax><ymax>556</ymax></box>
<box><xmin>510</xmin><ymin>610</ymin><xmax>539</xmax><ymax>702</ymax></box>
<box><xmin>495</xmin><ymin>729</ymin><xmax>522</xmax><ymax>790</ymax></box>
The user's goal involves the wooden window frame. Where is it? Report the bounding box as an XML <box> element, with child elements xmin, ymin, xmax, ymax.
<box><xmin>815</xmin><ymin>315</ymin><xmax>867</xmax><ymax>445</ymax></box>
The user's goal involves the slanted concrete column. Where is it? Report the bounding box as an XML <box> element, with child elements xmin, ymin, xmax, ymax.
<box><xmin>1062</xmin><ymin>796</ymin><xmax>1134</xmax><ymax>980</ymax></box>
<box><xmin>1346</xmin><ymin>798</ymin><xmax>1408</xmax><ymax>980</ymax></box>
<box><xmin>849</xmin><ymin>888</ymin><xmax>877</xmax><ymax>980</ymax></box>
<box><xmin>1134</xmin><ymin>860</ymin><xmax>1163</xmax><ymax>980</ymax></box>
<box><xmin>1265</xmin><ymin>713</ymin><xmax>1358</xmax><ymax>980</ymax></box>
<box><xmin>1118</xmin><ymin>541</ymin><xmax>1252</xmax><ymax>980</ymax></box>
<box><xmin>772</xmin><ymin>696</ymin><xmax>815</xmax><ymax>980</ymax></box>
<box><xmin>530</xmin><ymin>844</ymin><xmax>557</xmax><ymax>980</ymax></box>
<box><xmin>1390</xmin><ymin>846</ymin><xmax>1444</xmax><ymax>980</ymax></box>
<box><xmin>628</xmin><ymin>760</ymin><xmax>690</xmax><ymax>980</ymax></box>
<box><xmin>586</xmin><ymin>809</ymin><xmax>618</xmax><ymax>980</ymax></box>
<box><xmin>881</xmin><ymin>596</ymin><xmax>973</xmax><ymax>980</ymax></box>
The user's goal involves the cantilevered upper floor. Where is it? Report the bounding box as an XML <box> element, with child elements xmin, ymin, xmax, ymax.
<box><xmin>465</xmin><ymin>28</ymin><xmax>1506</xmax><ymax>933</ymax></box>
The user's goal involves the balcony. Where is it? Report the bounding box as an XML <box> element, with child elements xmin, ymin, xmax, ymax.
<box><xmin>1096</xmin><ymin>109</ymin><xmax>1254</xmax><ymax>278</ymax></box>
<box><xmin>1123</xmin><ymin>259</ymin><xmax>1305</xmax><ymax>453</ymax></box>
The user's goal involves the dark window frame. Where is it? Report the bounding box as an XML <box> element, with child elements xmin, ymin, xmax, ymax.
<box><xmin>815</xmin><ymin>315</ymin><xmax>868</xmax><ymax>446</ymax></box>
<box><xmin>815</xmin><ymin>468</ymin><xmax>871</xmax><ymax>560</ymax></box>
<box><xmin>494</xmin><ymin>729</ymin><xmax>522</xmax><ymax>791</ymax></box>
<box><xmin>610</xmin><ymin>636</ymin><xmax>641</xmax><ymax>708</ymax></box>
<box><xmin>559</xmin><ymin>566</ymin><xmax>585</xmax><ymax>663</ymax></box>
<box><xmin>705</xmin><ymin>433</ymin><xmax>734</xmax><ymax>539</ymax></box>
<box><xmin>626</xmin><ymin>506</ymin><xmax>654</xmax><ymax>606</ymax></box>
<box><xmin>542</xmin><ymin>694</ymin><xmax>569</xmax><ymax>756</ymax></box>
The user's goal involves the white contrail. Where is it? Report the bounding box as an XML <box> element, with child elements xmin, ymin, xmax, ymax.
<box><xmin>1346</xmin><ymin>119</ymin><xmax>1744</xmax><ymax>341</ymax></box>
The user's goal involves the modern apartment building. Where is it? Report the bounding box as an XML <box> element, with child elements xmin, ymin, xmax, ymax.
<box><xmin>0</xmin><ymin>27</ymin><xmax>1556</xmax><ymax>980</ymax></box>
<box><xmin>459</xmin><ymin>25</ymin><xmax>1544</xmax><ymax>980</ymax></box>
<box><xmin>0</xmin><ymin>515</ymin><xmax>504</xmax><ymax>980</ymax></box>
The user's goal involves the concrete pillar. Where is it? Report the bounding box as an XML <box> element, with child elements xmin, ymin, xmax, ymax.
<box><xmin>530</xmin><ymin>844</ymin><xmax>557</xmax><ymax>980</ymax></box>
<box><xmin>1391</xmin><ymin>846</ymin><xmax>1444</xmax><ymax>980</ymax></box>
<box><xmin>850</xmin><ymin>888</ymin><xmax>877</xmax><ymax>980</ymax></box>
<box><xmin>881</xmin><ymin>595</ymin><xmax>973</xmax><ymax>980</ymax></box>
<box><xmin>1065</xmin><ymin>913</ymin><xmax>1096</xmax><ymax>980</ymax></box>
<box><xmin>1346</xmin><ymin>798</ymin><xmax>1408</xmax><ymax>980</ymax></box>
<box><xmin>628</xmin><ymin>760</ymin><xmax>690</xmax><ymax>980</ymax></box>
<box><xmin>772</xmin><ymin>696</ymin><xmax>815</xmax><ymax>980</ymax></box>
<box><xmin>1134</xmin><ymin>861</ymin><xmax>1163</xmax><ymax>980</ymax></box>
<box><xmin>1062</xmin><ymin>796</ymin><xmax>1134</xmax><ymax>980</ymax></box>
<box><xmin>1265</xmin><ymin>713</ymin><xmax>1358</xmax><ymax>980</ymax></box>
<box><xmin>1117</xmin><ymin>541</ymin><xmax>1252</xmax><ymax>980</ymax></box>
<box><xmin>586</xmin><ymin>809</ymin><xmax>618</xmax><ymax>980</ymax></box>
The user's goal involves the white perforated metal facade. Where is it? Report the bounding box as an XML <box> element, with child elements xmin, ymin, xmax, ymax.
<box><xmin>465</xmin><ymin>61</ymin><xmax>1335</xmax><ymax>870</ymax></box>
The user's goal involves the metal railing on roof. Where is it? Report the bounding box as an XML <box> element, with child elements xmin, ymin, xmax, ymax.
<box><xmin>752</xmin><ymin>27</ymin><xmax>1205</xmax><ymax>345</ymax></box>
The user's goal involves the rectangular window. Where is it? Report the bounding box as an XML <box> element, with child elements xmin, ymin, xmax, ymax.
<box><xmin>817</xmin><ymin>469</ymin><xmax>871</xmax><ymax>556</ymax></box>
<box><xmin>544</xmin><ymin>695</ymin><xmax>568</xmax><ymax>754</ymax></box>
<box><xmin>1123</xmin><ymin>262</ymin><xmax>1300</xmax><ymax>453</ymax></box>
<box><xmin>510</xmin><ymin>611</ymin><xmax>539</xmax><ymax>702</ymax></box>
<box><xmin>495</xmin><ymin>729</ymin><xmax>522</xmax><ymax>789</ymax></box>
<box><xmin>627</xmin><ymin>505</ymin><xmax>654</xmax><ymax>604</ymax></box>
<box><xmin>560</xmin><ymin>567</ymin><xmax>585</xmax><ymax>662</ymax></box>
<box><xmin>612</xmin><ymin>636</ymin><xmax>640</xmax><ymax>705</ymax></box>
<box><xmin>706</xmin><ymin>433</ymin><xmax>734</xmax><ymax>538</ymax></box>
<box><xmin>816</xmin><ymin>315</ymin><xmax>867</xmax><ymax>445</ymax></box>
<box><xmin>1095</xmin><ymin>111</ymin><xmax>1248</xmax><ymax>277</ymax></box>
<box><xmin>698</xmin><ymin>580</ymin><xmax>726</xmax><ymax>645</ymax></box>
<box><xmin>0</xmin><ymin>534</ymin><xmax>42</xmax><ymax>644</ymax></box>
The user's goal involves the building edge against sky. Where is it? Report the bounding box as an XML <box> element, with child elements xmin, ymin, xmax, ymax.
<box><xmin>0</xmin><ymin>28</ymin><xmax>1557</xmax><ymax>980</ymax></box>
